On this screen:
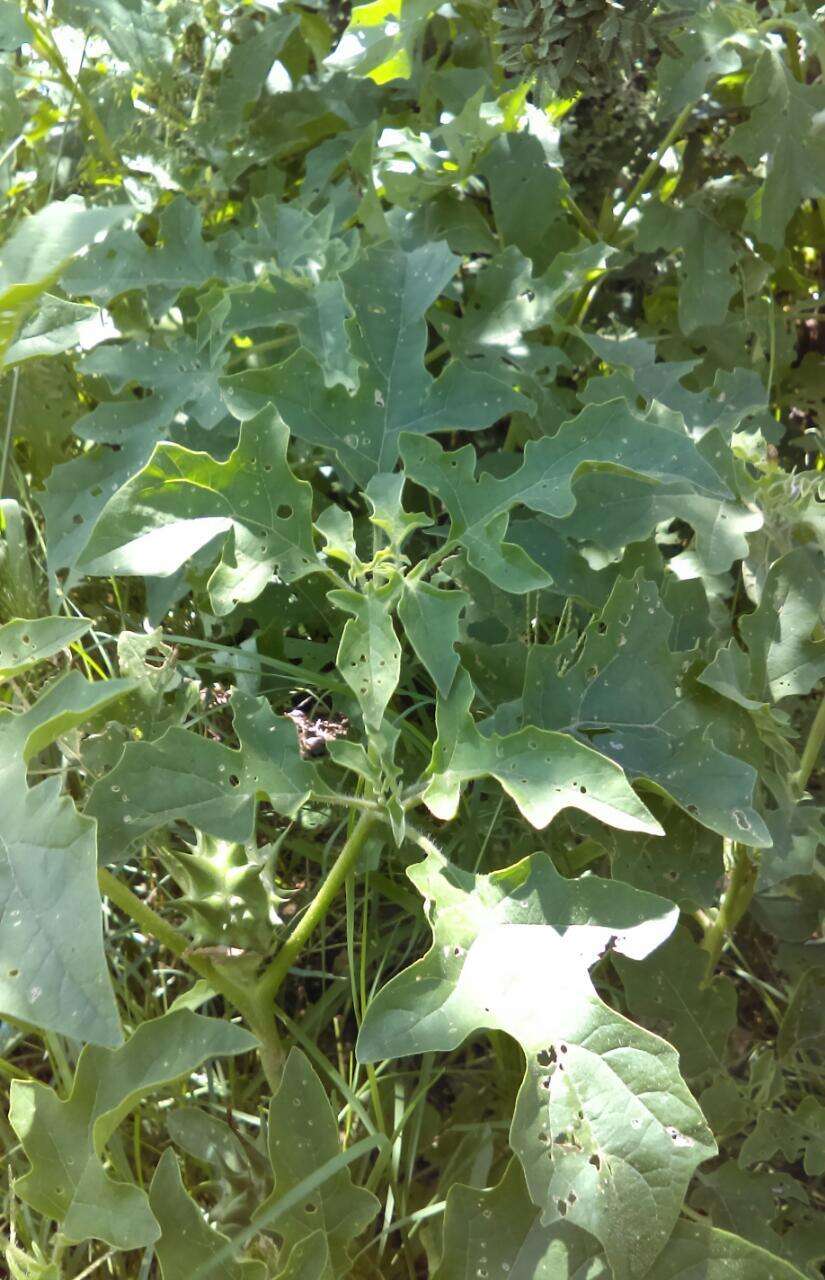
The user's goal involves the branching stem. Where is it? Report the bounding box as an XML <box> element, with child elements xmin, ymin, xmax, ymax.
<box><xmin>97</xmin><ymin>867</ymin><xmax>285</xmax><ymax>1086</ymax></box>
<box><xmin>606</xmin><ymin>104</ymin><xmax>693</xmax><ymax>236</ymax></box>
<box><xmin>700</xmin><ymin>842</ymin><xmax>758</xmax><ymax>979</ymax></box>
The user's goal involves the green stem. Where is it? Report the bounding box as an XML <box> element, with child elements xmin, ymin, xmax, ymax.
<box><xmin>0</xmin><ymin>368</ymin><xmax>20</xmax><ymax>499</ymax></box>
<box><xmin>160</xmin><ymin>631</ymin><xmax>348</xmax><ymax>693</ymax></box>
<box><xmin>606</xmin><ymin>104</ymin><xmax>693</xmax><ymax>236</ymax></box>
<box><xmin>791</xmin><ymin>693</ymin><xmax>825</xmax><ymax>799</ymax></box>
<box><xmin>226</xmin><ymin>333</ymin><xmax>295</xmax><ymax>369</ymax></box>
<box><xmin>417</xmin><ymin>537</ymin><xmax>458</xmax><ymax>581</ymax></box>
<box><xmin>190</xmin><ymin>32</ymin><xmax>217</xmax><ymax>125</ymax></box>
<box><xmin>98</xmin><ymin>868</ymin><xmax>256</xmax><ymax>1015</ymax></box>
<box><xmin>26</xmin><ymin>17</ymin><xmax>121</xmax><ymax>170</ymax></box>
<box><xmin>0</xmin><ymin>1056</ymin><xmax>35</xmax><ymax>1082</ymax></box>
<box><xmin>257</xmin><ymin>810</ymin><xmax>377</xmax><ymax>1006</ymax></box>
<box><xmin>700</xmin><ymin>842</ymin><xmax>758</xmax><ymax>978</ymax></box>
<box><xmin>563</xmin><ymin>193</ymin><xmax>601</xmax><ymax>244</ymax></box>
<box><xmin>97</xmin><ymin>868</ymin><xmax>284</xmax><ymax>1087</ymax></box>
<box><xmin>314</xmin><ymin>791</ymin><xmax>382</xmax><ymax>812</ymax></box>
<box><xmin>404</xmin><ymin>822</ymin><xmax>441</xmax><ymax>860</ymax></box>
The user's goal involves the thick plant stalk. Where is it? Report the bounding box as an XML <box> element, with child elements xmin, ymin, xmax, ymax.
<box><xmin>98</xmin><ymin>867</ymin><xmax>284</xmax><ymax>1089</ymax></box>
<box><xmin>605</xmin><ymin>103</ymin><xmax>693</xmax><ymax>235</ymax></box>
<box><xmin>701</xmin><ymin>842</ymin><xmax>758</xmax><ymax>978</ymax></box>
<box><xmin>791</xmin><ymin>694</ymin><xmax>825</xmax><ymax>799</ymax></box>
<box><xmin>256</xmin><ymin>810</ymin><xmax>377</xmax><ymax>1006</ymax></box>
<box><xmin>702</xmin><ymin>692</ymin><xmax>824</xmax><ymax>978</ymax></box>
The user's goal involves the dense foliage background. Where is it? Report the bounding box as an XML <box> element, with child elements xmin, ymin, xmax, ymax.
<box><xmin>1</xmin><ymin>0</ymin><xmax>824</xmax><ymax>1276</ymax></box>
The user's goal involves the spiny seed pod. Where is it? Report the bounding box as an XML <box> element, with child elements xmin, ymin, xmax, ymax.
<box><xmin>160</xmin><ymin>834</ymin><xmax>279</xmax><ymax>956</ymax></box>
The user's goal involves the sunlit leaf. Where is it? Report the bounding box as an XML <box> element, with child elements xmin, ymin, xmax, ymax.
<box><xmin>424</xmin><ymin>670</ymin><xmax>663</xmax><ymax>835</ymax></box>
<box><xmin>358</xmin><ymin>845</ymin><xmax>713</xmax><ymax>1279</ymax></box>
<box><xmin>78</xmin><ymin>409</ymin><xmax>319</xmax><ymax>615</ymax></box>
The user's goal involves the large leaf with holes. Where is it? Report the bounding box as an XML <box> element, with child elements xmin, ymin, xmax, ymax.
<box><xmin>515</xmin><ymin>574</ymin><xmax>771</xmax><ymax>846</ymax></box>
<box><xmin>399</xmin><ymin>399</ymin><xmax>733</xmax><ymax>592</ymax></box>
<box><xmin>358</xmin><ymin>845</ymin><xmax>714</xmax><ymax>1280</ymax></box>
<box><xmin>424</xmin><ymin>670</ymin><xmax>663</xmax><ymax>835</ymax></box>
<box><xmin>75</xmin><ymin>331</ymin><xmax>229</xmax><ymax>444</ymax></box>
<box><xmin>9</xmin><ymin>1011</ymin><xmax>257</xmax><ymax>1249</ymax></box>
<box><xmin>261</xmin><ymin>1049</ymin><xmax>380</xmax><ymax>1274</ymax></box>
<box><xmin>221</xmin><ymin>241</ymin><xmax>528</xmax><ymax>483</ymax></box>
<box><xmin>77</xmin><ymin>409</ymin><xmax>318</xmax><ymax>615</ymax></box>
<box><xmin>436</xmin><ymin>1158</ymin><xmax>808</xmax><ymax>1280</ymax></box>
<box><xmin>0</xmin><ymin>771</ymin><xmax>120</xmax><ymax>1046</ymax></box>
<box><xmin>436</xmin><ymin>1159</ymin><xmax>609</xmax><ymax>1279</ymax></box>
<box><xmin>87</xmin><ymin>691</ymin><xmax>314</xmax><ymax>862</ymax></box>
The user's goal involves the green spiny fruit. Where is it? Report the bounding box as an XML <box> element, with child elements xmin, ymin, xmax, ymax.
<box><xmin>160</xmin><ymin>834</ymin><xmax>281</xmax><ymax>959</ymax></box>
